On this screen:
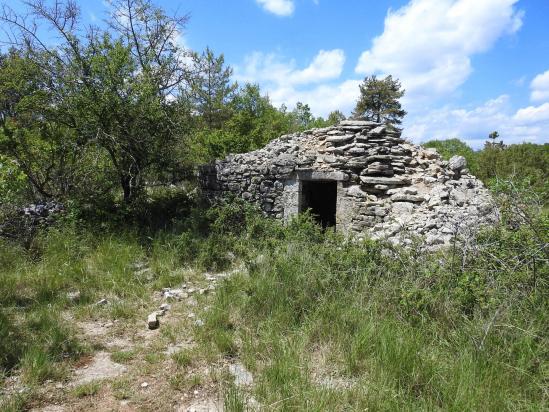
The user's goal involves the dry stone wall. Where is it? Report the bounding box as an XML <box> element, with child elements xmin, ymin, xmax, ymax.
<box><xmin>199</xmin><ymin>120</ymin><xmax>498</xmax><ymax>247</ymax></box>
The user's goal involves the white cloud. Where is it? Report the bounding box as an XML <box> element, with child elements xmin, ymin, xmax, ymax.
<box><xmin>237</xmin><ymin>0</ymin><xmax>547</xmax><ymax>147</ymax></box>
<box><xmin>237</xmin><ymin>49</ymin><xmax>345</xmax><ymax>87</ymax></box>
<box><xmin>355</xmin><ymin>0</ymin><xmax>523</xmax><ymax>103</ymax></box>
<box><xmin>235</xmin><ymin>49</ymin><xmax>352</xmax><ymax>115</ymax></box>
<box><xmin>512</xmin><ymin>76</ymin><xmax>527</xmax><ymax>87</ymax></box>
<box><xmin>269</xmin><ymin>80</ymin><xmax>361</xmax><ymax>116</ymax></box>
<box><xmin>514</xmin><ymin>102</ymin><xmax>549</xmax><ymax>123</ymax></box>
<box><xmin>256</xmin><ymin>0</ymin><xmax>295</xmax><ymax>16</ymax></box>
<box><xmin>405</xmin><ymin>95</ymin><xmax>549</xmax><ymax>148</ymax></box>
<box><xmin>235</xmin><ymin>49</ymin><xmax>356</xmax><ymax>115</ymax></box>
<box><xmin>530</xmin><ymin>70</ymin><xmax>549</xmax><ymax>102</ymax></box>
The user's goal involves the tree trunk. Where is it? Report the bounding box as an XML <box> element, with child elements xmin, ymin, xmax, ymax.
<box><xmin>121</xmin><ymin>174</ymin><xmax>133</xmax><ymax>203</ymax></box>
<box><xmin>121</xmin><ymin>172</ymin><xmax>141</xmax><ymax>203</ymax></box>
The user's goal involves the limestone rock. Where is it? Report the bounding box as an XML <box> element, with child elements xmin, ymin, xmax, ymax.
<box><xmin>326</xmin><ymin>134</ymin><xmax>354</xmax><ymax>143</ymax></box>
<box><xmin>147</xmin><ymin>312</ymin><xmax>159</xmax><ymax>329</ymax></box>
<box><xmin>339</xmin><ymin>120</ymin><xmax>378</xmax><ymax>127</ymax></box>
<box><xmin>199</xmin><ymin>119</ymin><xmax>497</xmax><ymax>249</ymax></box>
<box><xmin>449</xmin><ymin>155</ymin><xmax>467</xmax><ymax>172</ymax></box>
<box><xmin>360</xmin><ymin>176</ymin><xmax>410</xmax><ymax>186</ymax></box>
<box><xmin>391</xmin><ymin>194</ymin><xmax>425</xmax><ymax>203</ymax></box>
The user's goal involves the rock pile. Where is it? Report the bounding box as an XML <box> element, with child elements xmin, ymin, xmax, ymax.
<box><xmin>21</xmin><ymin>201</ymin><xmax>65</xmax><ymax>220</ymax></box>
<box><xmin>0</xmin><ymin>201</ymin><xmax>65</xmax><ymax>241</ymax></box>
<box><xmin>200</xmin><ymin>120</ymin><xmax>498</xmax><ymax>247</ymax></box>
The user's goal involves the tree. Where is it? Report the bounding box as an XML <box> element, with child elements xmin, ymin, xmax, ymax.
<box><xmin>190</xmin><ymin>83</ymin><xmax>294</xmax><ymax>160</ymax></box>
<box><xmin>1</xmin><ymin>0</ymin><xmax>191</xmax><ymax>203</ymax></box>
<box><xmin>476</xmin><ymin>131</ymin><xmax>507</xmax><ymax>182</ymax></box>
<box><xmin>0</xmin><ymin>50</ymin><xmax>95</xmax><ymax>201</ymax></box>
<box><xmin>326</xmin><ymin>110</ymin><xmax>346</xmax><ymax>126</ymax></box>
<box><xmin>228</xmin><ymin>84</ymin><xmax>288</xmax><ymax>149</ymax></box>
<box><xmin>352</xmin><ymin>75</ymin><xmax>406</xmax><ymax>125</ymax></box>
<box><xmin>291</xmin><ymin>102</ymin><xmax>314</xmax><ymax>130</ymax></box>
<box><xmin>487</xmin><ymin>130</ymin><xmax>505</xmax><ymax>149</ymax></box>
<box><xmin>186</xmin><ymin>47</ymin><xmax>237</xmax><ymax>130</ymax></box>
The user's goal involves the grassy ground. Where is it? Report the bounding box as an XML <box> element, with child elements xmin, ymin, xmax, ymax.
<box><xmin>0</xmin><ymin>200</ymin><xmax>547</xmax><ymax>411</ymax></box>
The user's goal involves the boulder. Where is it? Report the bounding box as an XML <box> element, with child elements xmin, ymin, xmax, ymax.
<box><xmin>448</xmin><ymin>155</ymin><xmax>467</xmax><ymax>172</ymax></box>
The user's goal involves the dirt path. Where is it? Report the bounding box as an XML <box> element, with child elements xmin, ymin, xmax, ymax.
<box><xmin>28</xmin><ymin>267</ymin><xmax>250</xmax><ymax>412</ymax></box>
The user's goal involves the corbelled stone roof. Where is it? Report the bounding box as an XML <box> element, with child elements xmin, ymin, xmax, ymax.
<box><xmin>200</xmin><ymin>120</ymin><xmax>498</xmax><ymax>248</ymax></box>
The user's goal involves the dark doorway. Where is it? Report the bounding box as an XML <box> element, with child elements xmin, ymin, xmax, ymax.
<box><xmin>301</xmin><ymin>180</ymin><xmax>337</xmax><ymax>229</ymax></box>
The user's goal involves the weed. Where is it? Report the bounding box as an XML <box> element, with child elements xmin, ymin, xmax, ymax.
<box><xmin>144</xmin><ymin>352</ymin><xmax>165</xmax><ymax>364</ymax></box>
<box><xmin>111</xmin><ymin>377</ymin><xmax>134</xmax><ymax>400</ymax></box>
<box><xmin>72</xmin><ymin>381</ymin><xmax>100</xmax><ymax>398</ymax></box>
<box><xmin>171</xmin><ymin>349</ymin><xmax>192</xmax><ymax>368</ymax></box>
<box><xmin>20</xmin><ymin>348</ymin><xmax>66</xmax><ymax>384</ymax></box>
<box><xmin>224</xmin><ymin>385</ymin><xmax>246</xmax><ymax>412</ymax></box>
<box><xmin>110</xmin><ymin>350</ymin><xmax>136</xmax><ymax>364</ymax></box>
<box><xmin>169</xmin><ymin>372</ymin><xmax>202</xmax><ymax>391</ymax></box>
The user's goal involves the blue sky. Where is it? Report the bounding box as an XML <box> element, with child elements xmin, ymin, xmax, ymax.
<box><xmin>6</xmin><ymin>0</ymin><xmax>549</xmax><ymax>147</ymax></box>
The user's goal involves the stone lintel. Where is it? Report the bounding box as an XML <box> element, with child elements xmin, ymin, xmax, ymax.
<box><xmin>297</xmin><ymin>170</ymin><xmax>349</xmax><ymax>182</ymax></box>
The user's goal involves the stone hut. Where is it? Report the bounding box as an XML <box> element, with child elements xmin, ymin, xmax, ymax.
<box><xmin>199</xmin><ymin>120</ymin><xmax>497</xmax><ymax>247</ymax></box>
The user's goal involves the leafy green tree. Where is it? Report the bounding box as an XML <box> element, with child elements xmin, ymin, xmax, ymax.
<box><xmin>186</xmin><ymin>47</ymin><xmax>238</xmax><ymax>130</ymax></box>
<box><xmin>352</xmin><ymin>75</ymin><xmax>406</xmax><ymax>124</ymax></box>
<box><xmin>291</xmin><ymin>102</ymin><xmax>315</xmax><ymax>130</ymax></box>
<box><xmin>0</xmin><ymin>50</ymin><xmax>96</xmax><ymax>201</ymax></box>
<box><xmin>191</xmin><ymin>83</ymin><xmax>294</xmax><ymax>160</ymax></box>
<box><xmin>477</xmin><ymin>142</ymin><xmax>549</xmax><ymax>202</ymax></box>
<box><xmin>422</xmin><ymin>138</ymin><xmax>478</xmax><ymax>174</ymax></box>
<box><xmin>1</xmin><ymin>0</ymin><xmax>191</xmax><ymax>203</ymax></box>
<box><xmin>326</xmin><ymin>110</ymin><xmax>346</xmax><ymax>126</ymax></box>
<box><xmin>476</xmin><ymin>131</ymin><xmax>507</xmax><ymax>183</ymax></box>
<box><xmin>0</xmin><ymin>153</ymin><xmax>27</xmax><ymax>204</ymax></box>
<box><xmin>487</xmin><ymin>131</ymin><xmax>505</xmax><ymax>149</ymax></box>
<box><xmin>228</xmin><ymin>84</ymin><xmax>293</xmax><ymax>148</ymax></box>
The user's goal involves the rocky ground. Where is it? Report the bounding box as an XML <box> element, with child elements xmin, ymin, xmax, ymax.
<box><xmin>3</xmin><ymin>266</ymin><xmax>251</xmax><ymax>412</ymax></box>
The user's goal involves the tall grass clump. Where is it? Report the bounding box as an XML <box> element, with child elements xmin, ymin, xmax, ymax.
<box><xmin>199</xmin><ymin>186</ymin><xmax>547</xmax><ymax>410</ymax></box>
<box><xmin>0</xmin><ymin>181</ymin><xmax>546</xmax><ymax>411</ymax></box>
<box><xmin>0</xmin><ymin>224</ymin><xmax>156</xmax><ymax>392</ymax></box>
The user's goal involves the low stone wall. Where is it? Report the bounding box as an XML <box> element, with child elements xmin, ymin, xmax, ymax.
<box><xmin>199</xmin><ymin>120</ymin><xmax>497</xmax><ymax>247</ymax></box>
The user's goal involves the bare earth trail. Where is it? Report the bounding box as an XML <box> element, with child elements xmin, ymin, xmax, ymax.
<box><xmin>27</xmin><ymin>267</ymin><xmax>248</xmax><ymax>412</ymax></box>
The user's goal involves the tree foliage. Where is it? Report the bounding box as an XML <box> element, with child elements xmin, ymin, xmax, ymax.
<box><xmin>190</xmin><ymin>83</ymin><xmax>294</xmax><ymax>161</ymax></box>
<box><xmin>423</xmin><ymin>136</ymin><xmax>549</xmax><ymax>204</ymax></box>
<box><xmin>422</xmin><ymin>138</ymin><xmax>478</xmax><ymax>174</ymax></box>
<box><xmin>0</xmin><ymin>0</ymin><xmax>191</xmax><ymax>203</ymax></box>
<box><xmin>326</xmin><ymin>110</ymin><xmax>346</xmax><ymax>126</ymax></box>
<box><xmin>186</xmin><ymin>47</ymin><xmax>238</xmax><ymax>130</ymax></box>
<box><xmin>352</xmin><ymin>75</ymin><xmax>406</xmax><ymax>124</ymax></box>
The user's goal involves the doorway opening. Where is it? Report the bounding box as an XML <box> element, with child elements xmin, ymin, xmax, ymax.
<box><xmin>300</xmin><ymin>180</ymin><xmax>337</xmax><ymax>229</ymax></box>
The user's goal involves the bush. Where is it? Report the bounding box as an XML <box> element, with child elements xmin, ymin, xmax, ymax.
<box><xmin>196</xmin><ymin>186</ymin><xmax>547</xmax><ymax>410</ymax></box>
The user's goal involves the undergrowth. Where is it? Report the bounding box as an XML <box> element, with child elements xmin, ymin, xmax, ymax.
<box><xmin>198</xmin><ymin>201</ymin><xmax>548</xmax><ymax>411</ymax></box>
<box><xmin>0</xmin><ymin>186</ymin><xmax>547</xmax><ymax>411</ymax></box>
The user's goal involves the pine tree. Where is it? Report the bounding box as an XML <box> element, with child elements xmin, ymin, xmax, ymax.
<box><xmin>187</xmin><ymin>47</ymin><xmax>238</xmax><ymax>129</ymax></box>
<box><xmin>352</xmin><ymin>75</ymin><xmax>406</xmax><ymax>125</ymax></box>
<box><xmin>327</xmin><ymin>110</ymin><xmax>346</xmax><ymax>125</ymax></box>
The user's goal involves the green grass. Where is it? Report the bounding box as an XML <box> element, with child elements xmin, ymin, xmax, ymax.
<box><xmin>0</xmin><ymin>196</ymin><xmax>546</xmax><ymax>411</ymax></box>
<box><xmin>169</xmin><ymin>372</ymin><xmax>202</xmax><ymax>391</ymax></box>
<box><xmin>110</xmin><ymin>350</ymin><xmax>136</xmax><ymax>364</ymax></box>
<box><xmin>224</xmin><ymin>385</ymin><xmax>246</xmax><ymax>412</ymax></box>
<box><xmin>198</xmin><ymin>208</ymin><xmax>548</xmax><ymax>411</ymax></box>
<box><xmin>171</xmin><ymin>349</ymin><xmax>193</xmax><ymax>368</ymax></box>
<box><xmin>0</xmin><ymin>224</ymin><xmax>180</xmax><ymax>407</ymax></box>
<box><xmin>72</xmin><ymin>381</ymin><xmax>101</xmax><ymax>398</ymax></box>
<box><xmin>111</xmin><ymin>377</ymin><xmax>134</xmax><ymax>400</ymax></box>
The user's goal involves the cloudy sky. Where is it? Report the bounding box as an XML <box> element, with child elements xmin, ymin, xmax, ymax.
<box><xmin>10</xmin><ymin>0</ymin><xmax>549</xmax><ymax>147</ymax></box>
<box><xmin>180</xmin><ymin>0</ymin><xmax>549</xmax><ymax>147</ymax></box>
